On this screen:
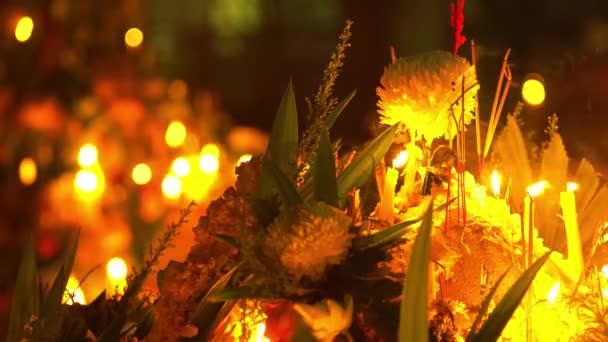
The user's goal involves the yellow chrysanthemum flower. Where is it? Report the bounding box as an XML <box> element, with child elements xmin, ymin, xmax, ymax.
<box><xmin>377</xmin><ymin>50</ymin><xmax>479</xmax><ymax>145</ymax></box>
<box><xmin>264</xmin><ymin>202</ymin><xmax>353</xmax><ymax>281</ymax></box>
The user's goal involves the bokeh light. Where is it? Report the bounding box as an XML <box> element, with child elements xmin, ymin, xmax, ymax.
<box><xmin>172</xmin><ymin>157</ymin><xmax>191</xmax><ymax>177</ymax></box>
<box><xmin>78</xmin><ymin>144</ymin><xmax>98</xmax><ymax>167</ymax></box>
<box><xmin>392</xmin><ymin>150</ymin><xmax>408</xmax><ymax>169</ymax></box>
<box><xmin>491</xmin><ymin>170</ymin><xmax>501</xmax><ymax>197</ymax></box>
<box><xmin>124</xmin><ymin>27</ymin><xmax>144</xmax><ymax>48</ymax></box>
<box><xmin>132</xmin><ymin>163</ymin><xmax>152</xmax><ymax>185</ymax></box>
<box><xmin>106</xmin><ymin>257</ymin><xmax>128</xmax><ymax>280</ymax></box>
<box><xmin>63</xmin><ymin>276</ymin><xmax>86</xmax><ymax>305</ymax></box>
<box><xmin>15</xmin><ymin>16</ymin><xmax>34</xmax><ymax>42</ymax></box>
<box><xmin>237</xmin><ymin>153</ymin><xmax>253</xmax><ymax>166</ymax></box>
<box><xmin>165</xmin><ymin>120</ymin><xmax>187</xmax><ymax>148</ymax></box>
<box><xmin>18</xmin><ymin>157</ymin><xmax>37</xmax><ymax>185</ymax></box>
<box><xmin>522</xmin><ymin>75</ymin><xmax>546</xmax><ymax>106</ymax></box>
<box><xmin>162</xmin><ymin>175</ymin><xmax>182</xmax><ymax>199</ymax></box>
<box><xmin>74</xmin><ymin>170</ymin><xmax>99</xmax><ymax>193</ymax></box>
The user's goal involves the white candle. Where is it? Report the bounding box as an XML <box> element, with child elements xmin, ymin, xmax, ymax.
<box><xmin>378</xmin><ymin>166</ymin><xmax>398</xmax><ymax>221</ymax></box>
<box><xmin>560</xmin><ymin>182</ymin><xmax>583</xmax><ymax>279</ymax></box>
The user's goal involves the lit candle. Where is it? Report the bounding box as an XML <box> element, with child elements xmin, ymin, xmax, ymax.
<box><xmin>491</xmin><ymin>170</ymin><xmax>501</xmax><ymax>198</ymax></box>
<box><xmin>560</xmin><ymin>182</ymin><xmax>583</xmax><ymax>280</ymax></box>
<box><xmin>524</xmin><ymin>181</ymin><xmax>548</xmax><ymax>266</ymax></box>
<box><xmin>378</xmin><ymin>164</ymin><xmax>398</xmax><ymax>221</ymax></box>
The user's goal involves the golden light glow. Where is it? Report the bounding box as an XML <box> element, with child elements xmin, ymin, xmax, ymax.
<box><xmin>172</xmin><ymin>157</ymin><xmax>191</xmax><ymax>177</ymax></box>
<box><xmin>522</xmin><ymin>78</ymin><xmax>545</xmax><ymax>106</ymax></box>
<box><xmin>547</xmin><ymin>281</ymin><xmax>560</xmax><ymax>305</ymax></box>
<box><xmin>392</xmin><ymin>150</ymin><xmax>408</xmax><ymax>169</ymax></box>
<box><xmin>601</xmin><ymin>264</ymin><xmax>608</xmax><ymax>278</ymax></box>
<box><xmin>237</xmin><ymin>154</ymin><xmax>253</xmax><ymax>166</ymax></box>
<box><xmin>162</xmin><ymin>175</ymin><xmax>182</xmax><ymax>199</ymax></box>
<box><xmin>124</xmin><ymin>27</ymin><xmax>144</xmax><ymax>48</ymax></box>
<box><xmin>567</xmin><ymin>182</ymin><xmax>579</xmax><ymax>192</ymax></box>
<box><xmin>63</xmin><ymin>276</ymin><xmax>86</xmax><ymax>305</ymax></box>
<box><xmin>165</xmin><ymin>120</ymin><xmax>187</xmax><ymax>147</ymax></box>
<box><xmin>106</xmin><ymin>257</ymin><xmax>128</xmax><ymax>280</ymax></box>
<box><xmin>199</xmin><ymin>144</ymin><xmax>220</xmax><ymax>174</ymax></box>
<box><xmin>249</xmin><ymin>322</ymin><xmax>270</xmax><ymax>342</ymax></box>
<box><xmin>603</xmin><ymin>288</ymin><xmax>608</xmax><ymax>298</ymax></box>
<box><xmin>74</xmin><ymin>170</ymin><xmax>99</xmax><ymax>193</ymax></box>
<box><xmin>18</xmin><ymin>157</ymin><xmax>37</xmax><ymax>185</ymax></box>
<box><xmin>15</xmin><ymin>16</ymin><xmax>34</xmax><ymax>42</ymax></box>
<box><xmin>132</xmin><ymin>163</ymin><xmax>152</xmax><ymax>185</ymax></box>
<box><xmin>78</xmin><ymin>143</ymin><xmax>98</xmax><ymax>167</ymax></box>
<box><xmin>491</xmin><ymin>170</ymin><xmax>501</xmax><ymax>197</ymax></box>
<box><xmin>527</xmin><ymin>181</ymin><xmax>548</xmax><ymax>198</ymax></box>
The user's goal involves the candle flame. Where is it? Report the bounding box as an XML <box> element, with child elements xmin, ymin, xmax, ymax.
<box><xmin>567</xmin><ymin>182</ymin><xmax>579</xmax><ymax>192</ymax></box>
<box><xmin>547</xmin><ymin>281</ymin><xmax>560</xmax><ymax>304</ymax></box>
<box><xmin>527</xmin><ymin>181</ymin><xmax>548</xmax><ymax>197</ymax></box>
<box><xmin>491</xmin><ymin>170</ymin><xmax>501</xmax><ymax>197</ymax></box>
<box><xmin>392</xmin><ymin>150</ymin><xmax>408</xmax><ymax>169</ymax></box>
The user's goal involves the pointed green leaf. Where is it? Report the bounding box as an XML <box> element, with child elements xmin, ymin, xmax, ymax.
<box><xmin>337</xmin><ymin>123</ymin><xmax>399</xmax><ymax>201</ymax></box>
<box><xmin>41</xmin><ymin>229</ymin><xmax>80</xmax><ymax>337</ymax></box>
<box><xmin>268</xmin><ymin>158</ymin><xmax>303</xmax><ymax>207</ymax></box>
<box><xmin>210</xmin><ymin>286</ymin><xmax>265</xmax><ymax>302</ymax></box>
<box><xmin>314</xmin><ymin>129</ymin><xmax>339</xmax><ymax>206</ymax></box>
<box><xmin>466</xmin><ymin>265</ymin><xmax>514</xmax><ymax>341</ymax></box>
<box><xmin>470</xmin><ymin>252</ymin><xmax>552</xmax><ymax>342</ymax></box>
<box><xmin>258</xmin><ymin>79</ymin><xmax>299</xmax><ymax>200</ymax></box>
<box><xmin>353</xmin><ymin>218</ymin><xmax>419</xmax><ymax>251</ymax></box>
<box><xmin>211</xmin><ymin>233</ymin><xmax>241</xmax><ymax>250</ymax></box>
<box><xmin>133</xmin><ymin>307</ymin><xmax>155</xmax><ymax>339</ymax></box>
<box><xmin>190</xmin><ymin>264</ymin><xmax>240</xmax><ymax>339</ymax></box>
<box><xmin>399</xmin><ymin>198</ymin><xmax>434</xmax><ymax>342</ymax></box>
<box><xmin>325</xmin><ymin>89</ymin><xmax>356</xmax><ymax>129</ymax></box>
<box><xmin>7</xmin><ymin>234</ymin><xmax>39</xmax><ymax>342</ymax></box>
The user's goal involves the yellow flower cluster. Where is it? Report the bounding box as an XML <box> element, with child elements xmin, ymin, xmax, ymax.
<box><xmin>377</xmin><ymin>50</ymin><xmax>479</xmax><ymax>144</ymax></box>
<box><xmin>264</xmin><ymin>202</ymin><xmax>353</xmax><ymax>281</ymax></box>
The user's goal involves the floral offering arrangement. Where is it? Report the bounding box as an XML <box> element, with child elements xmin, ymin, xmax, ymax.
<box><xmin>7</xmin><ymin>4</ymin><xmax>608</xmax><ymax>342</ymax></box>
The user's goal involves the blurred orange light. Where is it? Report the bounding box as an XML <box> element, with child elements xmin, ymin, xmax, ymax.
<box><xmin>124</xmin><ymin>27</ymin><xmax>143</xmax><ymax>48</ymax></box>
<box><xmin>522</xmin><ymin>76</ymin><xmax>545</xmax><ymax>106</ymax></box>
<box><xmin>15</xmin><ymin>16</ymin><xmax>34</xmax><ymax>42</ymax></box>
<box><xmin>63</xmin><ymin>276</ymin><xmax>86</xmax><ymax>305</ymax></box>
<box><xmin>132</xmin><ymin>163</ymin><xmax>152</xmax><ymax>185</ymax></box>
<box><xmin>392</xmin><ymin>151</ymin><xmax>408</xmax><ymax>169</ymax></box>
<box><xmin>567</xmin><ymin>182</ymin><xmax>579</xmax><ymax>192</ymax></box>
<box><xmin>78</xmin><ymin>143</ymin><xmax>98</xmax><ymax>167</ymax></box>
<box><xmin>527</xmin><ymin>181</ymin><xmax>548</xmax><ymax>198</ymax></box>
<box><xmin>18</xmin><ymin>157</ymin><xmax>37</xmax><ymax>185</ymax></box>
<box><xmin>491</xmin><ymin>170</ymin><xmax>501</xmax><ymax>197</ymax></box>
<box><xmin>172</xmin><ymin>157</ymin><xmax>191</xmax><ymax>177</ymax></box>
<box><xmin>162</xmin><ymin>175</ymin><xmax>182</xmax><ymax>199</ymax></box>
<box><xmin>165</xmin><ymin>121</ymin><xmax>187</xmax><ymax>148</ymax></box>
<box><xmin>237</xmin><ymin>154</ymin><xmax>253</xmax><ymax>166</ymax></box>
<box><xmin>106</xmin><ymin>257</ymin><xmax>128</xmax><ymax>280</ymax></box>
<box><xmin>74</xmin><ymin>170</ymin><xmax>99</xmax><ymax>193</ymax></box>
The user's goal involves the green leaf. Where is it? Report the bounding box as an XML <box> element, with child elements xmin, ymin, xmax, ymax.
<box><xmin>97</xmin><ymin>314</ymin><xmax>127</xmax><ymax>342</ymax></box>
<box><xmin>190</xmin><ymin>264</ymin><xmax>240</xmax><ymax>339</ymax></box>
<box><xmin>210</xmin><ymin>286</ymin><xmax>265</xmax><ymax>302</ymax></box>
<box><xmin>399</xmin><ymin>198</ymin><xmax>434</xmax><ymax>342</ymax></box>
<box><xmin>133</xmin><ymin>307</ymin><xmax>155</xmax><ymax>339</ymax></box>
<box><xmin>314</xmin><ymin>129</ymin><xmax>339</xmax><ymax>206</ymax></box>
<box><xmin>211</xmin><ymin>233</ymin><xmax>241</xmax><ymax>250</ymax></box>
<box><xmin>7</xmin><ymin>234</ymin><xmax>39</xmax><ymax>342</ymax></box>
<box><xmin>337</xmin><ymin>123</ymin><xmax>399</xmax><ymax>201</ymax></box>
<box><xmin>325</xmin><ymin>89</ymin><xmax>356</xmax><ymax>129</ymax></box>
<box><xmin>268</xmin><ymin>158</ymin><xmax>303</xmax><ymax>207</ymax></box>
<box><xmin>466</xmin><ymin>265</ymin><xmax>514</xmax><ymax>341</ymax></box>
<box><xmin>258</xmin><ymin>79</ymin><xmax>299</xmax><ymax>200</ymax></box>
<box><xmin>352</xmin><ymin>218</ymin><xmax>419</xmax><ymax>251</ymax></box>
<box><xmin>469</xmin><ymin>252</ymin><xmax>552</xmax><ymax>342</ymax></box>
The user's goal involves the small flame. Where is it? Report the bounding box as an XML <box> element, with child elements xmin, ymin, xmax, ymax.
<box><xmin>567</xmin><ymin>182</ymin><xmax>579</xmax><ymax>192</ymax></box>
<box><xmin>547</xmin><ymin>281</ymin><xmax>560</xmax><ymax>304</ymax></box>
<box><xmin>527</xmin><ymin>181</ymin><xmax>548</xmax><ymax>198</ymax></box>
<box><xmin>491</xmin><ymin>170</ymin><xmax>501</xmax><ymax>197</ymax></box>
<box><xmin>392</xmin><ymin>150</ymin><xmax>408</xmax><ymax>169</ymax></box>
<box><xmin>601</xmin><ymin>264</ymin><xmax>608</xmax><ymax>278</ymax></box>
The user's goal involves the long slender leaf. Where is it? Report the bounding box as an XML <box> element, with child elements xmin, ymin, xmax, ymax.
<box><xmin>353</xmin><ymin>197</ymin><xmax>456</xmax><ymax>251</ymax></box>
<box><xmin>268</xmin><ymin>159</ymin><xmax>303</xmax><ymax>207</ymax></box>
<box><xmin>469</xmin><ymin>252</ymin><xmax>552</xmax><ymax>342</ymax></box>
<box><xmin>399</xmin><ymin>198</ymin><xmax>434</xmax><ymax>342</ymax></box>
<box><xmin>190</xmin><ymin>264</ymin><xmax>241</xmax><ymax>339</ymax></box>
<box><xmin>337</xmin><ymin>123</ymin><xmax>399</xmax><ymax>201</ymax></box>
<box><xmin>211</xmin><ymin>233</ymin><xmax>241</xmax><ymax>250</ymax></box>
<box><xmin>466</xmin><ymin>264</ymin><xmax>514</xmax><ymax>341</ymax></box>
<box><xmin>258</xmin><ymin>79</ymin><xmax>299</xmax><ymax>200</ymax></box>
<box><xmin>325</xmin><ymin>89</ymin><xmax>356</xmax><ymax>129</ymax></box>
<box><xmin>314</xmin><ymin>129</ymin><xmax>339</xmax><ymax>206</ymax></box>
<box><xmin>43</xmin><ymin>230</ymin><xmax>80</xmax><ymax>312</ymax></box>
<box><xmin>97</xmin><ymin>314</ymin><xmax>127</xmax><ymax>342</ymax></box>
<box><xmin>7</xmin><ymin>234</ymin><xmax>39</xmax><ymax>342</ymax></box>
